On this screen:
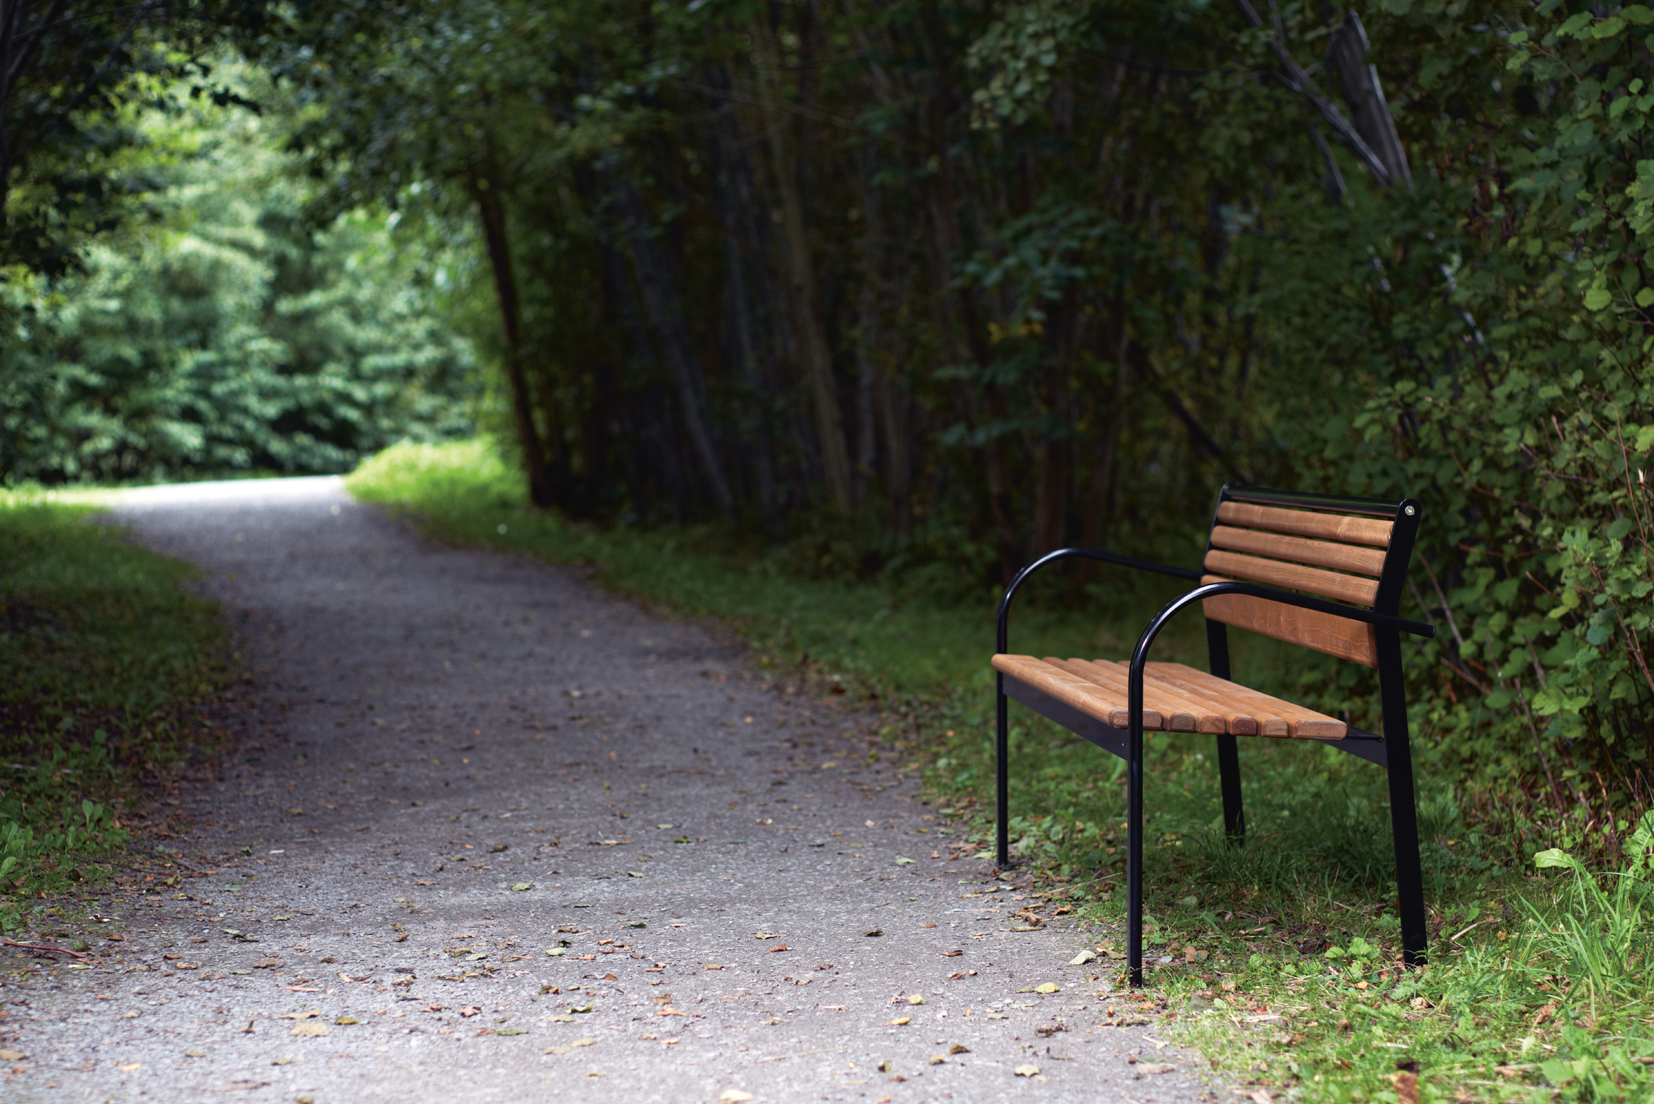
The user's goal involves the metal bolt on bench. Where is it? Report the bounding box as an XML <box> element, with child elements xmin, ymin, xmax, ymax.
<box><xmin>992</xmin><ymin>485</ymin><xmax>1436</xmax><ymax>987</ymax></box>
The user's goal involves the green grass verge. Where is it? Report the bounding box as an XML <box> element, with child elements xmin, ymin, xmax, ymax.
<box><xmin>0</xmin><ymin>492</ymin><xmax>230</xmax><ymax>923</ymax></box>
<box><xmin>350</xmin><ymin>439</ymin><xmax>1653</xmax><ymax>1102</ymax></box>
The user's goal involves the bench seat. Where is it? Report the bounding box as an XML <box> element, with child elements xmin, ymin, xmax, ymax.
<box><xmin>990</xmin><ymin>655</ymin><xmax>1346</xmax><ymax>738</ymax></box>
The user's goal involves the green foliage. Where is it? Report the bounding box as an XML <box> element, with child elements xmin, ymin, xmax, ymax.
<box><xmin>0</xmin><ymin>493</ymin><xmax>229</xmax><ymax>914</ymax></box>
<box><xmin>1214</xmin><ymin>1</ymin><xmax>1654</xmax><ymax>849</ymax></box>
<box><xmin>0</xmin><ymin>73</ymin><xmax>478</xmax><ymax>486</ymax></box>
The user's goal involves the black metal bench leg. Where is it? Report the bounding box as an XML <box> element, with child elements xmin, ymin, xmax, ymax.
<box><xmin>1127</xmin><ymin>720</ymin><xmax>1144</xmax><ymax>988</ymax></box>
<box><xmin>1378</xmin><ymin>633</ymin><xmax>1428</xmax><ymax>967</ymax></box>
<box><xmin>1216</xmin><ymin>733</ymin><xmax>1245</xmax><ymax>843</ymax></box>
<box><xmin>1205</xmin><ymin>620</ymin><xmax>1245</xmax><ymax>843</ymax></box>
<box><xmin>996</xmin><ymin>671</ymin><xmax>1010</xmax><ymax>869</ymax></box>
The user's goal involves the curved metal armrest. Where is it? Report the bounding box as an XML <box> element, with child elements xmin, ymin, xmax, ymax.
<box><xmin>996</xmin><ymin>548</ymin><xmax>1202</xmax><ymax>653</ymax></box>
<box><xmin>1125</xmin><ymin>580</ymin><xmax>1436</xmax><ymax>716</ymax></box>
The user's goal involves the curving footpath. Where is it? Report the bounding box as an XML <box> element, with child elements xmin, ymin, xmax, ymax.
<box><xmin>2</xmin><ymin>477</ymin><xmax>1218</xmax><ymax>1103</ymax></box>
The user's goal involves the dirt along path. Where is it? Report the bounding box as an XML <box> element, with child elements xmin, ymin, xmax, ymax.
<box><xmin>4</xmin><ymin>477</ymin><xmax>1218</xmax><ymax>1103</ymax></box>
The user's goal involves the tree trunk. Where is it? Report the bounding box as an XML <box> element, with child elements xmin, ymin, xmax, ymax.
<box><xmin>706</xmin><ymin>63</ymin><xmax>780</xmax><ymax>529</ymax></box>
<box><xmin>612</xmin><ymin>179</ymin><xmax>737</xmax><ymax>517</ymax></box>
<box><xmin>470</xmin><ymin>174</ymin><xmax>554</xmax><ymax>507</ymax></box>
<box><xmin>753</xmin><ymin>16</ymin><xmax>854</xmax><ymax>511</ymax></box>
<box><xmin>852</xmin><ymin>146</ymin><xmax>889</xmax><ymax>504</ymax></box>
<box><xmin>1326</xmin><ymin>11</ymin><xmax>1411</xmax><ymax>188</ymax></box>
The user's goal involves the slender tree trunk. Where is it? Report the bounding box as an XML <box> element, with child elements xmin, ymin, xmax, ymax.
<box><xmin>706</xmin><ymin>63</ymin><xmax>780</xmax><ymax>528</ymax></box>
<box><xmin>753</xmin><ymin>16</ymin><xmax>854</xmax><ymax>511</ymax></box>
<box><xmin>470</xmin><ymin>175</ymin><xmax>553</xmax><ymax>507</ymax></box>
<box><xmin>852</xmin><ymin>146</ymin><xmax>889</xmax><ymax>504</ymax></box>
<box><xmin>612</xmin><ymin>179</ymin><xmax>737</xmax><ymax>517</ymax></box>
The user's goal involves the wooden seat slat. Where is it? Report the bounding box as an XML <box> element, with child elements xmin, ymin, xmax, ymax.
<box><xmin>1200</xmin><ymin>578</ymin><xmax>1379</xmax><ymax>667</ymax></box>
<box><xmin>1101</xmin><ymin>661</ymin><xmax>1262</xmax><ymax>736</ymax></box>
<box><xmin>1208</xmin><ymin>525</ymin><xmax>1387</xmax><ymax>577</ymax></box>
<box><xmin>1068</xmin><ymin>658</ymin><xmax>1231</xmax><ymax>734</ymax></box>
<box><xmin>1216</xmin><ymin>501</ymin><xmax>1392</xmax><ymax>548</ymax></box>
<box><xmin>991</xmin><ymin>654</ymin><xmax>1164</xmax><ymax>730</ymax></box>
<box><xmin>1041</xmin><ymin>658</ymin><xmax>1167</xmax><ymax>729</ymax></box>
<box><xmin>1145</xmin><ymin>662</ymin><xmax>1347</xmax><ymax>739</ymax></box>
<box><xmin>1204</xmin><ymin>549</ymin><xmax>1379</xmax><ymax>607</ymax></box>
<box><xmin>1057</xmin><ymin>658</ymin><xmax>1216</xmax><ymax>732</ymax></box>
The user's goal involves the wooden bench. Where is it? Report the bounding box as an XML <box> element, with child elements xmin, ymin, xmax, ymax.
<box><xmin>991</xmin><ymin>485</ymin><xmax>1435</xmax><ymax>986</ymax></box>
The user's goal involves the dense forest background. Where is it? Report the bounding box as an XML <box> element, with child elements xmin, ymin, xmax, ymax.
<box><xmin>3</xmin><ymin>0</ymin><xmax>1653</xmax><ymax>850</ymax></box>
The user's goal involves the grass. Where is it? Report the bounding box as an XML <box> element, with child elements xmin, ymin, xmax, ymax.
<box><xmin>353</xmin><ymin>439</ymin><xmax>1653</xmax><ymax>1102</ymax></box>
<box><xmin>0</xmin><ymin>491</ymin><xmax>230</xmax><ymax>923</ymax></box>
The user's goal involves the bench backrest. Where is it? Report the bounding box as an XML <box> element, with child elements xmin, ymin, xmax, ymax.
<box><xmin>1199</xmin><ymin>486</ymin><xmax>1420</xmax><ymax>668</ymax></box>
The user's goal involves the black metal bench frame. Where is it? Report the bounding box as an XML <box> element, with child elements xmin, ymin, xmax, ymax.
<box><xmin>993</xmin><ymin>485</ymin><xmax>1436</xmax><ymax>987</ymax></box>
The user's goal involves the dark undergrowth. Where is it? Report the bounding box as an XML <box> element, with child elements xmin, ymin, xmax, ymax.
<box><xmin>0</xmin><ymin>492</ymin><xmax>232</xmax><ymax>927</ymax></box>
<box><xmin>351</xmin><ymin>440</ymin><xmax>1653</xmax><ymax>1103</ymax></box>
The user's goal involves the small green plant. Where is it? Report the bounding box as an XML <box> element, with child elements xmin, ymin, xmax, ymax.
<box><xmin>1527</xmin><ymin>811</ymin><xmax>1654</xmax><ymax>1023</ymax></box>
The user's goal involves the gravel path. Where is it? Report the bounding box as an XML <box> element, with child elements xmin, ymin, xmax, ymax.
<box><xmin>3</xmin><ymin>477</ymin><xmax>1218</xmax><ymax>1103</ymax></box>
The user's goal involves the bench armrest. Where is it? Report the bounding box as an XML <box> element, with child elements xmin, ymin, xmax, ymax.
<box><xmin>1124</xmin><ymin>579</ymin><xmax>1436</xmax><ymax>726</ymax></box>
<box><xmin>996</xmin><ymin>548</ymin><xmax>1202</xmax><ymax>654</ymax></box>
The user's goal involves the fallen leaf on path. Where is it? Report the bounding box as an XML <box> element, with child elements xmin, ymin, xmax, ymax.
<box><xmin>769</xmin><ymin>944</ymin><xmax>788</xmax><ymax>953</ymax></box>
<box><xmin>119</xmin><ymin>1063</ymin><xmax>141</xmax><ymax>1072</ymax></box>
<box><xmin>928</xmin><ymin>1055</ymin><xmax>947</xmax><ymax>1065</ymax></box>
<box><xmin>335</xmin><ymin>1017</ymin><xmax>361</xmax><ymax>1025</ymax></box>
<box><xmin>1034</xmin><ymin>983</ymin><xmax>1060</xmax><ymax>994</ymax></box>
<box><xmin>907</xmin><ymin>995</ymin><xmax>925</xmax><ymax>1005</ymax></box>
<box><xmin>458</xmin><ymin>1007</ymin><xmax>481</xmax><ymax>1017</ymax></box>
<box><xmin>277</xmin><ymin>1011</ymin><xmax>319</xmax><ymax>1020</ymax></box>
<box><xmin>941</xmin><ymin>950</ymin><xmax>961</xmax><ymax>957</ymax></box>
<box><xmin>718</xmin><ymin>1092</ymin><xmax>754</xmax><ymax>1103</ymax></box>
<box><xmin>1069</xmin><ymin>950</ymin><xmax>1097</xmax><ymax>965</ymax></box>
<box><xmin>0</xmin><ymin>1050</ymin><xmax>22</xmax><ymax>1061</ymax></box>
<box><xmin>949</xmin><ymin>1044</ymin><xmax>970</xmax><ymax>1054</ymax></box>
<box><xmin>289</xmin><ymin>1023</ymin><xmax>329</xmax><ymax>1038</ymax></box>
<box><xmin>1137</xmin><ymin>1063</ymin><xmax>1175</xmax><ymax>1074</ymax></box>
<box><xmin>864</xmin><ymin>929</ymin><xmax>883</xmax><ymax>938</ymax></box>
<box><xmin>888</xmin><ymin>1017</ymin><xmax>910</xmax><ymax>1026</ymax></box>
<box><xmin>511</xmin><ymin>883</ymin><xmax>533</xmax><ymax>892</ymax></box>
<box><xmin>543</xmin><ymin>1038</ymin><xmax>596</xmax><ymax>1055</ymax></box>
<box><xmin>495</xmin><ymin>1027</ymin><xmax>527</xmax><ymax>1036</ymax></box>
<box><xmin>895</xmin><ymin>857</ymin><xmax>914</xmax><ymax>865</ymax></box>
<box><xmin>1013</xmin><ymin>1064</ymin><xmax>1039</xmax><ymax>1077</ymax></box>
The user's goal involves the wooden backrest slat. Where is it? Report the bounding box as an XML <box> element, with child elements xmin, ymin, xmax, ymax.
<box><xmin>1216</xmin><ymin>501</ymin><xmax>1392</xmax><ymax>548</ymax></box>
<box><xmin>1203</xmin><ymin>550</ymin><xmax>1379</xmax><ymax>607</ymax></box>
<box><xmin>1208</xmin><ymin>525</ymin><xmax>1386</xmax><ymax>577</ymax></box>
<box><xmin>1201</xmin><ymin>579</ymin><xmax>1378</xmax><ymax>667</ymax></box>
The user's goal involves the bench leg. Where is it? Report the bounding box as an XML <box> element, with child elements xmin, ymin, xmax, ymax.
<box><xmin>1127</xmin><ymin>720</ymin><xmax>1144</xmax><ymax>988</ymax></box>
<box><xmin>1378</xmin><ymin>634</ymin><xmax>1428</xmax><ymax>967</ymax></box>
<box><xmin>1216</xmin><ymin>733</ymin><xmax>1245</xmax><ymax>842</ymax></box>
<box><xmin>996</xmin><ymin>671</ymin><xmax>1010</xmax><ymax>869</ymax></box>
<box><xmin>1205</xmin><ymin>620</ymin><xmax>1245</xmax><ymax>843</ymax></box>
